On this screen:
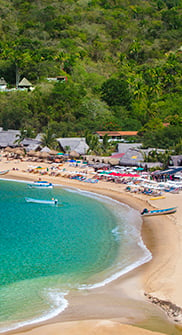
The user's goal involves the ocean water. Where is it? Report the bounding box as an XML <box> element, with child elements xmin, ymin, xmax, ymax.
<box><xmin>0</xmin><ymin>179</ymin><xmax>151</xmax><ymax>332</ymax></box>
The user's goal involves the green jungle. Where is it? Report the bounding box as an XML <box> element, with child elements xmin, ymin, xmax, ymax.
<box><xmin>0</xmin><ymin>0</ymin><xmax>182</xmax><ymax>151</ymax></box>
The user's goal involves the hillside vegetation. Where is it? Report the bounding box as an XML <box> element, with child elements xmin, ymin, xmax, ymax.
<box><xmin>0</xmin><ymin>0</ymin><xmax>182</xmax><ymax>149</ymax></box>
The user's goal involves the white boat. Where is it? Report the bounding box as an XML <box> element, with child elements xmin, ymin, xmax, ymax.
<box><xmin>28</xmin><ymin>181</ymin><xmax>53</xmax><ymax>189</ymax></box>
<box><xmin>141</xmin><ymin>206</ymin><xmax>177</xmax><ymax>217</ymax></box>
<box><xmin>25</xmin><ymin>197</ymin><xmax>58</xmax><ymax>205</ymax></box>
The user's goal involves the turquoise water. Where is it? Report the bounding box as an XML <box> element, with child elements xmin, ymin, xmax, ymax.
<box><xmin>0</xmin><ymin>180</ymin><xmax>151</xmax><ymax>332</ymax></box>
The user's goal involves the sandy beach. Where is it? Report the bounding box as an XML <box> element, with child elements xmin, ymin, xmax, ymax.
<box><xmin>1</xmin><ymin>156</ymin><xmax>182</xmax><ymax>335</ymax></box>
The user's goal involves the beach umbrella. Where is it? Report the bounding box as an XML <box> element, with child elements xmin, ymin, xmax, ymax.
<box><xmin>69</xmin><ymin>150</ymin><xmax>80</xmax><ymax>158</ymax></box>
<box><xmin>49</xmin><ymin>150</ymin><xmax>59</xmax><ymax>155</ymax></box>
<box><xmin>27</xmin><ymin>150</ymin><xmax>37</xmax><ymax>157</ymax></box>
<box><xmin>135</xmin><ymin>167</ymin><xmax>144</xmax><ymax>171</ymax></box>
<box><xmin>56</xmin><ymin>152</ymin><xmax>64</xmax><ymax>155</ymax></box>
<box><xmin>34</xmin><ymin>151</ymin><xmax>41</xmax><ymax>157</ymax></box>
<box><xmin>39</xmin><ymin>151</ymin><xmax>50</xmax><ymax>159</ymax></box>
<box><xmin>40</xmin><ymin>146</ymin><xmax>51</xmax><ymax>153</ymax></box>
<box><xmin>13</xmin><ymin>148</ymin><xmax>24</xmax><ymax>156</ymax></box>
<box><xmin>4</xmin><ymin>146</ymin><xmax>13</xmax><ymax>152</ymax></box>
<box><xmin>108</xmin><ymin>158</ymin><xmax>120</xmax><ymax>165</ymax></box>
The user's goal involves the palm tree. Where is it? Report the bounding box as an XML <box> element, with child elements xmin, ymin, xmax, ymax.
<box><xmin>41</xmin><ymin>128</ymin><xmax>57</xmax><ymax>149</ymax></box>
<box><xmin>14</xmin><ymin>127</ymin><xmax>35</xmax><ymax>146</ymax></box>
<box><xmin>85</xmin><ymin>132</ymin><xmax>101</xmax><ymax>155</ymax></box>
<box><xmin>102</xmin><ymin>134</ymin><xmax>110</xmax><ymax>153</ymax></box>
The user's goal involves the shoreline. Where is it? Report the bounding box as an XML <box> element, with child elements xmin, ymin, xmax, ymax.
<box><xmin>1</xmin><ymin>160</ymin><xmax>182</xmax><ymax>335</ymax></box>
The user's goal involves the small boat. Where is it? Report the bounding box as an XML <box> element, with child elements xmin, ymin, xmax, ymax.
<box><xmin>150</xmin><ymin>196</ymin><xmax>166</xmax><ymax>200</ymax></box>
<box><xmin>28</xmin><ymin>181</ymin><xmax>53</xmax><ymax>189</ymax></box>
<box><xmin>141</xmin><ymin>207</ymin><xmax>177</xmax><ymax>217</ymax></box>
<box><xmin>0</xmin><ymin>170</ymin><xmax>9</xmax><ymax>175</ymax></box>
<box><xmin>25</xmin><ymin>197</ymin><xmax>58</xmax><ymax>205</ymax></box>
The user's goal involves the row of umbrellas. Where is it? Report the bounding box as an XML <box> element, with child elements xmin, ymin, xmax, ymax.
<box><xmin>3</xmin><ymin>147</ymin><xmax>80</xmax><ymax>159</ymax></box>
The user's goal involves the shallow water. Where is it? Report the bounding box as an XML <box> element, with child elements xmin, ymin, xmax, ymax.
<box><xmin>0</xmin><ymin>180</ymin><xmax>151</xmax><ymax>332</ymax></box>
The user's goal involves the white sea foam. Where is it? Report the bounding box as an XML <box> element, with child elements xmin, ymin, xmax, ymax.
<box><xmin>64</xmin><ymin>187</ymin><xmax>152</xmax><ymax>291</ymax></box>
<box><xmin>0</xmin><ymin>290</ymin><xmax>68</xmax><ymax>333</ymax></box>
<box><xmin>111</xmin><ymin>226</ymin><xmax>121</xmax><ymax>241</ymax></box>
<box><xmin>79</xmin><ymin>250</ymin><xmax>152</xmax><ymax>291</ymax></box>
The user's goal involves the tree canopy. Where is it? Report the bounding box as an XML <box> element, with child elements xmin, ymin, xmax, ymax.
<box><xmin>0</xmin><ymin>0</ymin><xmax>182</xmax><ymax>149</ymax></box>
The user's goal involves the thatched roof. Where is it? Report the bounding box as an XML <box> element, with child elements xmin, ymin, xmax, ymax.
<box><xmin>49</xmin><ymin>149</ymin><xmax>59</xmax><ymax>155</ymax></box>
<box><xmin>18</xmin><ymin>77</ymin><xmax>32</xmax><ymax>87</ymax></box>
<box><xmin>119</xmin><ymin>149</ymin><xmax>144</xmax><ymax>166</ymax></box>
<box><xmin>39</xmin><ymin>151</ymin><xmax>50</xmax><ymax>158</ymax></box>
<box><xmin>41</xmin><ymin>146</ymin><xmax>51</xmax><ymax>153</ymax></box>
<box><xmin>4</xmin><ymin>146</ymin><xmax>14</xmax><ymax>152</ymax></box>
<box><xmin>27</xmin><ymin>150</ymin><xmax>37</xmax><ymax>157</ymax></box>
<box><xmin>108</xmin><ymin>158</ymin><xmax>120</xmax><ymax>165</ymax></box>
<box><xmin>117</xmin><ymin>143</ymin><xmax>142</xmax><ymax>154</ymax></box>
<box><xmin>13</xmin><ymin>148</ymin><xmax>24</xmax><ymax>155</ymax></box>
<box><xmin>57</xmin><ymin>138</ymin><xmax>89</xmax><ymax>155</ymax></box>
<box><xmin>0</xmin><ymin>130</ymin><xmax>20</xmax><ymax>148</ymax></box>
<box><xmin>21</xmin><ymin>138</ymin><xmax>41</xmax><ymax>152</ymax></box>
<box><xmin>69</xmin><ymin>151</ymin><xmax>80</xmax><ymax>158</ymax></box>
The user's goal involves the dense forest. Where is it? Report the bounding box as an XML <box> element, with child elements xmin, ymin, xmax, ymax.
<box><xmin>0</xmin><ymin>0</ymin><xmax>182</xmax><ymax>150</ymax></box>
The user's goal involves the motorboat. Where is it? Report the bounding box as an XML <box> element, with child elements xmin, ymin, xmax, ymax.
<box><xmin>25</xmin><ymin>197</ymin><xmax>58</xmax><ymax>205</ymax></box>
<box><xmin>28</xmin><ymin>181</ymin><xmax>53</xmax><ymax>189</ymax></box>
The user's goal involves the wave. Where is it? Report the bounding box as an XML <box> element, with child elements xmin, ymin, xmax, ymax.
<box><xmin>0</xmin><ymin>289</ymin><xmax>68</xmax><ymax>333</ymax></box>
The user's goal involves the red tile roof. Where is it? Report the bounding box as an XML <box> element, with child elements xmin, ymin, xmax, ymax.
<box><xmin>96</xmin><ymin>131</ymin><xmax>138</xmax><ymax>136</ymax></box>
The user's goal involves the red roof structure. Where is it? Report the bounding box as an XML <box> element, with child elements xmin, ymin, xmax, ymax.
<box><xmin>96</xmin><ymin>131</ymin><xmax>138</xmax><ymax>137</ymax></box>
<box><xmin>109</xmin><ymin>153</ymin><xmax>125</xmax><ymax>159</ymax></box>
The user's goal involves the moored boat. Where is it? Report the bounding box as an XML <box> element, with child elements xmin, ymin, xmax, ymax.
<box><xmin>25</xmin><ymin>197</ymin><xmax>58</xmax><ymax>205</ymax></box>
<box><xmin>28</xmin><ymin>181</ymin><xmax>53</xmax><ymax>189</ymax></box>
<box><xmin>141</xmin><ymin>206</ymin><xmax>177</xmax><ymax>216</ymax></box>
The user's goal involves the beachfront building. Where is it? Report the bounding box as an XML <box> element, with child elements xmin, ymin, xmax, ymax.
<box><xmin>117</xmin><ymin>143</ymin><xmax>142</xmax><ymax>154</ymax></box>
<box><xmin>57</xmin><ymin>138</ymin><xmax>89</xmax><ymax>155</ymax></box>
<box><xmin>46</xmin><ymin>76</ymin><xmax>67</xmax><ymax>82</ymax></box>
<box><xmin>96</xmin><ymin>131</ymin><xmax>138</xmax><ymax>142</ymax></box>
<box><xmin>170</xmin><ymin>155</ymin><xmax>182</xmax><ymax>167</ymax></box>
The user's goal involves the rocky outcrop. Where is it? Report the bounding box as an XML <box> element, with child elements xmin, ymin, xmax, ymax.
<box><xmin>144</xmin><ymin>292</ymin><xmax>182</xmax><ymax>323</ymax></box>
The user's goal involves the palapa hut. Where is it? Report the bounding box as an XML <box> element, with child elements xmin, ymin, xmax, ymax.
<box><xmin>18</xmin><ymin>78</ymin><xmax>34</xmax><ymax>91</ymax></box>
<box><xmin>40</xmin><ymin>146</ymin><xmax>51</xmax><ymax>153</ymax></box>
<box><xmin>4</xmin><ymin>146</ymin><xmax>14</xmax><ymax>153</ymax></box>
<box><xmin>69</xmin><ymin>151</ymin><xmax>80</xmax><ymax>158</ymax></box>
<box><xmin>48</xmin><ymin>149</ymin><xmax>59</xmax><ymax>155</ymax></box>
<box><xmin>12</xmin><ymin>148</ymin><xmax>24</xmax><ymax>155</ymax></box>
<box><xmin>108</xmin><ymin>158</ymin><xmax>120</xmax><ymax>166</ymax></box>
<box><xmin>27</xmin><ymin>150</ymin><xmax>37</xmax><ymax>157</ymax></box>
<box><xmin>39</xmin><ymin>151</ymin><xmax>50</xmax><ymax>159</ymax></box>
